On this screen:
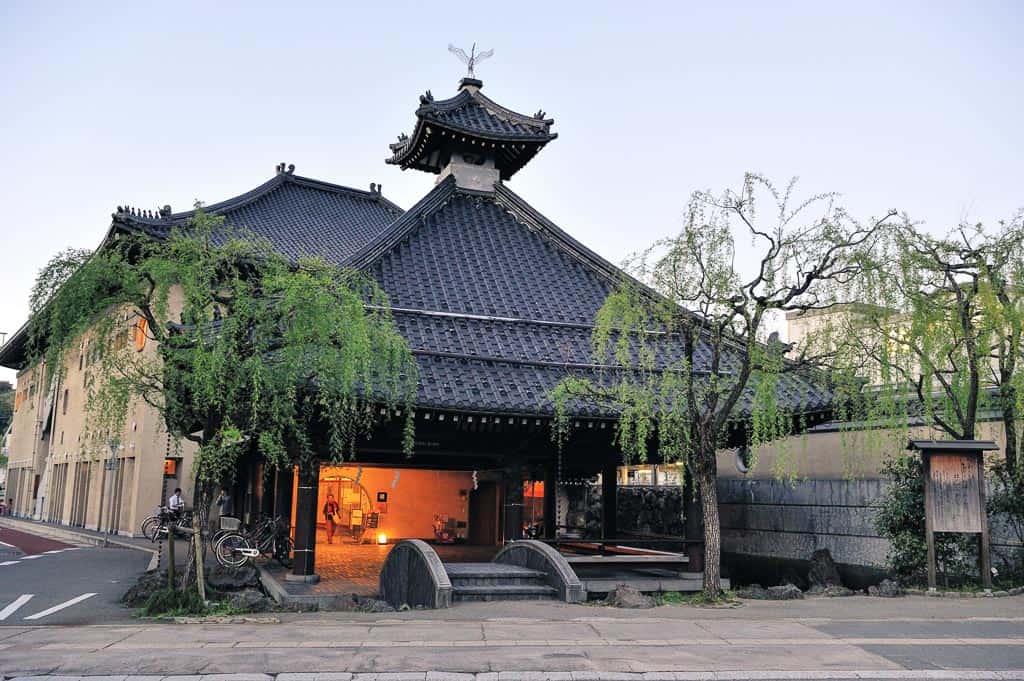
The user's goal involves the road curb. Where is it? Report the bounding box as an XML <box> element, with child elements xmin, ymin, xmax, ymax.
<box><xmin>0</xmin><ymin>516</ymin><xmax>159</xmax><ymax>571</ymax></box>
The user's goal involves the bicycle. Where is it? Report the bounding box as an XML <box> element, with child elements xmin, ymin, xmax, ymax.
<box><xmin>139</xmin><ymin>506</ymin><xmax>192</xmax><ymax>542</ymax></box>
<box><xmin>214</xmin><ymin>515</ymin><xmax>293</xmax><ymax>569</ymax></box>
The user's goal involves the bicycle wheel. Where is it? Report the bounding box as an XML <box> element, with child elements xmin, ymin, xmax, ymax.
<box><xmin>273</xmin><ymin>534</ymin><xmax>293</xmax><ymax>568</ymax></box>
<box><xmin>140</xmin><ymin>516</ymin><xmax>167</xmax><ymax>542</ymax></box>
<box><xmin>214</xmin><ymin>532</ymin><xmax>252</xmax><ymax>569</ymax></box>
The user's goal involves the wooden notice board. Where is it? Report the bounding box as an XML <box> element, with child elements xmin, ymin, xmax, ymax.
<box><xmin>908</xmin><ymin>439</ymin><xmax>997</xmax><ymax>590</ymax></box>
<box><xmin>927</xmin><ymin>453</ymin><xmax>984</xmax><ymax>533</ymax></box>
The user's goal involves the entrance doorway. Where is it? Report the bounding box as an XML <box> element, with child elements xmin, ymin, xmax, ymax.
<box><xmin>318</xmin><ymin>474</ymin><xmax>373</xmax><ymax>543</ymax></box>
<box><xmin>468</xmin><ymin>481</ymin><xmax>499</xmax><ymax>545</ymax></box>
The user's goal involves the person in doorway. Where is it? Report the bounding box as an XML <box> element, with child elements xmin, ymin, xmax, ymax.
<box><xmin>168</xmin><ymin>488</ymin><xmax>185</xmax><ymax>519</ymax></box>
<box><xmin>323</xmin><ymin>492</ymin><xmax>340</xmax><ymax>544</ymax></box>
<box><xmin>215</xmin><ymin>487</ymin><xmax>234</xmax><ymax>517</ymax></box>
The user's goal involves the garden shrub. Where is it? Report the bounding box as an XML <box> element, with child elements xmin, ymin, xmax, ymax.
<box><xmin>141</xmin><ymin>587</ymin><xmax>207</xmax><ymax>617</ymax></box>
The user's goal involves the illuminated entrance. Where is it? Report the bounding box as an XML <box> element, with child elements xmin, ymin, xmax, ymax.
<box><xmin>313</xmin><ymin>466</ymin><xmax>482</xmax><ymax>544</ymax></box>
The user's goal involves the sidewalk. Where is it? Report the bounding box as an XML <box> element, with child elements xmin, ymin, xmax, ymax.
<box><xmin>1</xmin><ymin>596</ymin><xmax>1022</xmax><ymax>678</ymax></box>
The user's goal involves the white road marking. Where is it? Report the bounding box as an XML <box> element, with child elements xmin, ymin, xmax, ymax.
<box><xmin>0</xmin><ymin>561</ymin><xmax>20</xmax><ymax>566</ymax></box>
<box><xmin>23</xmin><ymin>592</ymin><xmax>97</xmax><ymax>620</ymax></box>
<box><xmin>0</xmin><ymin>594</ymin><xmax>33</xmax><ymax>620</ymax></box>
<box><xmin>20</xmin><ymin>555</ymin><xmax>41</xmax><ymax>560</ymax></box>
<box><xmin>0</xmin><ymin>540</ymin><xmax>17</xmax><ymax>549</ymax></box>
<box><xmin>44</xmin><ymin>549</ymin><xmax>66</xmax><ymax>554</ymax></box>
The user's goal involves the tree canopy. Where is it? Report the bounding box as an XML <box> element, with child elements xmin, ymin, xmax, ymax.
<box><xmin>553</xmin><ymin>174</ymin><xmax>895</xmax><ymax>596</ymax></box>
<box><xmin>811</xmin><ymin>214</ymin><xmax>1024</xmax><ymax>478</ymax></box>
<box><xmin>28</xmin><ymin>207</ymin><xmax>418</xmax><ymax>487</ymax></box>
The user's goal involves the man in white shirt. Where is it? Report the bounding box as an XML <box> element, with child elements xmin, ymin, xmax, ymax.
<box><xmin>168</xmin><ymin>488</ymin><xmax>185</xmax><ymax>519</ymax></box>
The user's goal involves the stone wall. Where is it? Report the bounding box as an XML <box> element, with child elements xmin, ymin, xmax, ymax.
<box><xmin>573</xmin><ymin>480</ymin><xmax>1022</xmax><ymax>587</ymax></box>
<box><xmin>718</xmin><ymin>478</ymin><xmax>888</xmax><ymax>570</ymax></box>
<box><xmin>718</xmin><ymin>478</ymin><xmax>1022</xmax><ymax>573</ymax></box>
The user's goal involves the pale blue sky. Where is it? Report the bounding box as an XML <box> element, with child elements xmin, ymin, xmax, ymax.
<box><xmin>1</xmin><ymin>1</ymin><xmax>1022</xmax><ymax>383</ymax></box>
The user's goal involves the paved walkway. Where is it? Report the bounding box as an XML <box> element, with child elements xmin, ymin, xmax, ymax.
<box><xmin>1</xmin><ymin>597</ymin><xmax>1022</xmax><ymax>678</ymax></box>
<box><xmin>3</xmin><ymin>673</ymin><xmax>1024</xmax><ymax>680</ymax></box>
<box><xmin>267</xmin><ymin>535</ymin><xmax>499</xmax><ymax>597</ymax></box>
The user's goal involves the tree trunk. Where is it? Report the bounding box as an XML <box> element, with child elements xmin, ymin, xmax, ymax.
<box><xmin>192</xmin><ymin>484</ymin><xmax>209</xmax><ymax>602</ymax></box>
<box><xmin>1001</xmin><ymin>382</ymin><xmax>1019</xmax><ymax>478</ymax></box>
<box><xmin>695</xmin><ymin>463</ymin><xmax>721</xmax><ymax>598</ymax></box>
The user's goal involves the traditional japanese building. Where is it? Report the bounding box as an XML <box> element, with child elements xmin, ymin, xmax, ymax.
<box><xmin>0</xmin><ymin>73</ymin><xmax>832</xmax><ymax>593</ymax></box>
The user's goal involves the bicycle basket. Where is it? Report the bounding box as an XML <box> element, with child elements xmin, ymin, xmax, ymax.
<box><xmin>219</xmin><ymin>516</ymin><xmax>242</xmax><ymax>531</ymax></box>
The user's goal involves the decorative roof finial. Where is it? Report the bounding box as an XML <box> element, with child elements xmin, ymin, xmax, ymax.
<box><xmin>448</xmin><ymin>42</ymin><xmax>494</xmax><ymax>79</ymax></box>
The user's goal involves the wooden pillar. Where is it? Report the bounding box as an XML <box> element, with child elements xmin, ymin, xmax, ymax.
<box><xmin>289</xmin><ymin>459</ymin><xmax>320</xmax><ymax>582</ymax></box>
<box><xmin>923</xmin><ymin>453</ymin><xmax>937</xmax><ymax>590</ymax></box>
<box><xmin>259</xmin><ymin>463</ymin><xmax>274</xmax><ymax>518</ymax></box>
<box><xmin>977</xmin><ymin>454</ymin><xmax>993</xmax><ymax>590</ymax></box>
<box><xmin>543</xmin><ymin>461</ymin><xmax>557</xmax><ymax>540</ymax></box>
<box><xmin>274</xmin><ymin>466</ymin><xmax>294</xmax><ymax>520</ymax></box>
<box><xmin>601</xmin><ymin>459</ymin><xmax>617</xmax><ymax>540</ymax></box>
<box><xmin>683</xmin><ymin>466</ymin><xmax>704</xmax><ymax>573</ymax></box>
<box><xmin>502</xmin><ymin>467</ymin><xmax>524</xmax><ymax>542</ymax></box>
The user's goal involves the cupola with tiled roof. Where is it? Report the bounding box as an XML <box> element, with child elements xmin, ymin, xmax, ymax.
<box><xmin>386</xmin><ymin>77</ymin><xmax>556</xmax><ymax>191</ymax></box>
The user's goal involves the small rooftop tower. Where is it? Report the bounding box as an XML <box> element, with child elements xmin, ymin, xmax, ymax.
<box><xmin>386</xmin><ymin>52</ymin><xmax>556</xmax><ymax>192</ymax></box>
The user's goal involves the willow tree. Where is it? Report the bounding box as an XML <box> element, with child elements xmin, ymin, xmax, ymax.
<box><xmin>554</xmin><ymin>174</ymin><xmax>894</xmax><ymax>597</ymax></box>
<box><xmin>816</xmin><ymin>217</ymin><xmax>1024</xmax><ymax>473</ymax></box>
<box><xmin>802</xmin><ymin>216</ymin><xmax>1024</xmax><ymax>581</ymax></box>
<box><xmin>28</xmin><ymin>207</ymin><xmax>418</xmax><ymax>586</ymax></box>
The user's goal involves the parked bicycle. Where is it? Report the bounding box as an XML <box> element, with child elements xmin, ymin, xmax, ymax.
<box><xmin>139</xmin><ymin>505</ymin><xmax>194</xmax><ymax>542</ymax></box>
<box><xmin>213</xmin><ymin>515</ymin><xmax>293</xmax><ymax>569</ymax></box>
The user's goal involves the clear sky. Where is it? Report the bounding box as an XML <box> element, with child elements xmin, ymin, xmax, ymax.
<box><xmin>1</xmin><ymin>1</ymin><xmax>1022</xmax><ymax>383</ymax></box>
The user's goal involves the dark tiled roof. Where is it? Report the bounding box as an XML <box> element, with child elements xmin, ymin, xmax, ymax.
<box><xmin>2</xmin><ymin>166</ymin><xmax>834</xmax><ymax>421</ymax></box>
<box><xmin>419</xmin><ymin>89</ymin><xmax>553</xmax><ymax>139</ymax></box>
<box><xmin>0</xmin><ymin>173</ymin><xmax>403</xmax><ymax>370</ymax></box>
<box><xmin>113</xmin><ymin>173</ymin><xmax>403</xmax><ymax>264</ymax></box>
<box><xmin>355</xmin><ymin>178</ymin><xmax>833</xmax><ymax>418</ymax></box>
<box><xmin>387</xmin><ymin>86</ymin><xmax>556</xmax><ymax>179</ymax></box>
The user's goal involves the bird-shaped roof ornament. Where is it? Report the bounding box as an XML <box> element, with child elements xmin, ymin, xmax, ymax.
<box><xmin>448</xmin><ymin>42</ymin><xmax>494</xmax><ymax>79</ymax></box>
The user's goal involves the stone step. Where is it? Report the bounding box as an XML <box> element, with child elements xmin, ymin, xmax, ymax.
<box><xmin>451</xmin><ymin>584</ymin><xmax>559</xmax><ymax>602</ymax></box>
<box><xmin>444</xmin><ymin>563</ymin><xmax>548</xmax><ymax>587</ymax></box>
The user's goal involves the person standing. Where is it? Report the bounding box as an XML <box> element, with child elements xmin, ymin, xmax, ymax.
<box><xmin>215</xmin><ymin>487</ymin><xmax>234</xmax><ymax>517</ymax></box>
<box><xmin>322</xmin><ymin>492</ymin><xmax>340</xmax><ymax>544</ymax></box>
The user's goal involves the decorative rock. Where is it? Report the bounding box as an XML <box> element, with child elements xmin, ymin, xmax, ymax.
<box><xmin>736</xmin><ymin>584</ymin><xmax>769</xmax><ymax>600</ymax></box>
<box><xmin>334</xmin><ymin>593</ymin><xmax>395</xmax><ymax>613</ymax></box>
<box><xmin>227</xmin><ymin>588</ymin><xmax>273</xmax><ymax>613</ymax></box>
<box><xmin>779</xmin><ymin>567</ymin><xmax>808</xmax><ymax>591</ymax></box>
<box><xmin>208</xmin><ymin>564</ymin><xmax>260</xmax><ymax>591</ymax></box>
<box><xmin>765</xmin><ymin>584</ymin><xmax>804</xmax><ymax>600</ymax></box>
<box><xmin>809</xmin><ymin>585</ymin><xmax>854</xmax><ymax>597</ymax></box>
<box><xmin>122</xmin><ymin>571</ymin><xmax>169</xmax><ymax>607</ymax></box>
<box><xmin>604</xmin><ymin>584</ymin><xmax>655</xmax><ymax>609</ymax></box>
<box><xmin>807</xmin><ymin>548</ymin><xmax>843</xmax><ymax>588</ymax></box>
<box><xmin>867</xmin><ymin>579</ymin><xmax>903</xmax><ymax>598</ymax></box>
<box><xmin>993</xmin><ymin>590</ymin><xmax>1009</xmax><ymax>597</ymax></box>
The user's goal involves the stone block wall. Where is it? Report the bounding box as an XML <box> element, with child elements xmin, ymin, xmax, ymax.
<box><xmin>571</xmin><ymin>480</ymin><xmax>1022</xmax><ymax>586</ymax></box>
<box><xmin>718</xmin><ymin>478</ymin><xmax>1022</xmax><ymax>573</ymax></box>
<box><xmin>718</xmin><ymin>478</ymin><xmax>889</xmax><ymax>569</ymax></box>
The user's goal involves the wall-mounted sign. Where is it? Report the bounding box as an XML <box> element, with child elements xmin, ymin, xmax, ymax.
<box><xmin>163</xmin><ymin>458</ymin><xmax>179</xmax><ymax>477</ymax></box>
<box><xmin>377</xmin><ymin>491</ymin><xmax>388</xmax><ymax>503</ymax></box>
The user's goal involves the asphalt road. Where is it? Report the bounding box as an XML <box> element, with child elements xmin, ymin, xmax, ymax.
<box><xmin>0</xmin><ymin>526</ymin><xmax>148</xmax><ymax>625</ymax></box>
